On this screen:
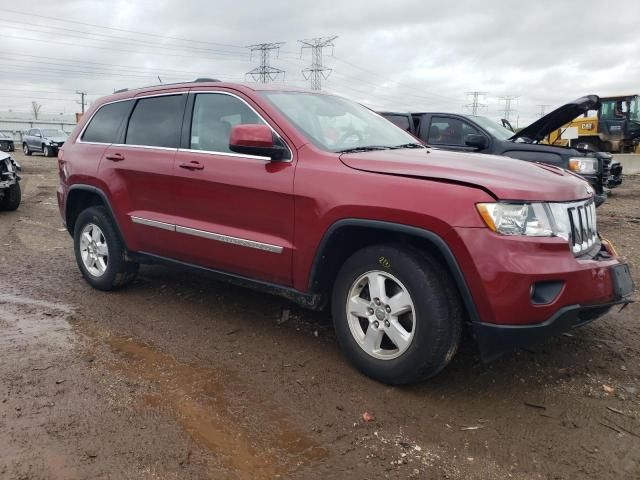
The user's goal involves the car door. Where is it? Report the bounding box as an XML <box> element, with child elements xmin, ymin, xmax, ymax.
<box><xmin>97</xmin><ymin>92</ymin><xmax>187</xmax><ymax>258</ymax></box>
<box><xmin>422</xmin><ymin>116</ymin><xmax>485</xmax><ymax>152</ymax></box>
<box><xmin>27</xmin><ymin>129</ymin><xmax>39</xmax><ymax>150</ymax></box>
<box><xmin>171</xmin><ymin>90</ymin><xmax>295</xmax><ymax>286</ymax></box>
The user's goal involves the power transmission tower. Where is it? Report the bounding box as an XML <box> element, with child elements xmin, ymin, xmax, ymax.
<box><xmin>299</xmin><ymin>36</ymin><xmax>338</xmax><ymax>90</ymax></box>
<box><xmin>500</xmin><ymin>96</ymin><xmax>519</xmax><ymax>121</ymax></box>
<box><xmin>465</xmin><ymin>92</ymin><xmax>487</xmax><ymax>115</ymax></box>
<box><xmin>76</xmin><ymin>90</ymin><xmax>87</xmax><ymax>113</ymax></box>
<box><xmin>245</xmin><ymin>43</ymin><xmax>285</xmax><ymax>83</ymax></box>
<box><xmin>537</xmin><ymin>104</ymin><xmax>552</xmax><ymax>117</ymax></box>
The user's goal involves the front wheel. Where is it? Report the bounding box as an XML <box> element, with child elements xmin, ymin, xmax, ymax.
<box><xmin>0</xmin><ymin>183</ymin><xmax>21</xmax><ymax>211</ymax></box>
<box><xmin>332</xmin><ymin>244</ymin><xmax>463</xmax><ymax>385</ymax></box>
<box><xmin>43</xmin><ymin>145</ymin><xmax>52</xmax><ymax>157</ymax></box>
<box><xmin>73</xmin><ymin>206</ymin><xmax>139</xmax><ymax>290</ymax></box>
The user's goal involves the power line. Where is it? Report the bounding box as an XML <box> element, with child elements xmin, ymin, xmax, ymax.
<box><xmin>299</xmin><ymin>36</ymin><xmax>338</xmax><ymax>90</ymax></box>
<box><xmin>2</xmin><ymin>9</ymin><xmax>247</xmax><ymax>50</ymax></box>
<box><xmin>466</xmin><ymin>92</ymin><xmax>487</xmax><ymax>115</ymax></box>
<box><xmin>245</xmin><ymin>43</ymin><xmax>285</xmax><ymax>83</ymax></box>
<box><xmin>500</xmin><ymin>95</ymin><xmax>519</xmax><ymax>121</ymax></box>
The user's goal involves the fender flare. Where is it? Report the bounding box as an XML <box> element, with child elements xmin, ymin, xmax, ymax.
<box><xmin>308</xmin><ymin>218</ymin><xmax>480</xmax><ymax>324</ymax></box>
<box><xmin>65</xmin><ymin>184</ymin><xmax>126</xmax><ymax>246</ymax></box>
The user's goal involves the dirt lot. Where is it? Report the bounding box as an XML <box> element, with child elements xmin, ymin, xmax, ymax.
<box><xmin>1</xmin><ymin>150</ymin><xmax>639</xmax><ymax>480</ymax></box>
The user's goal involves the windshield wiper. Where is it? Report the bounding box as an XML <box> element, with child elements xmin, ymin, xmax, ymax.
<box><xmin>390</xmin><ymin>143</ymin><xmax>425</xmax><ymax>149</ymax></box>
<box><xmin>336</xmin><ymin>145</ymin><xmax>394</xmax><ymax>153</ymax></box>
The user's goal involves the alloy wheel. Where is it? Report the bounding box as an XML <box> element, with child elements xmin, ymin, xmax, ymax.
<box><xmin>346</xmin><ymin>270</ymin><xmax>416</xmax><ymax>360</ymax></box>
<box><xmin>79</xmin><ymin>223</ymin><xmax>109</xmax><ymax>277</ymax></box>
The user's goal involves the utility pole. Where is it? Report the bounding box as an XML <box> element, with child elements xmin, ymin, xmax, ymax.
<box><xmin>537</xmin><ymin>104</ymin><xmax>552</xmax><ymax>117</ymax></box>
<box><xmin>75</xmin><ymin>90</ymin><xmax>87</xmax><ymax>114</ymax></box>
<box><xmin>245</xmin><ymin>43</ymin><xmax>285</xmax><ymax>83</ymax></box>
<box><xmin>465</xmin><ymin>92</ymin><xmax>487</xmax><ymax>115</ymax></box>
<box><xmin>500</xmin><ymin>96</ymin><xmax>519</xmax><ymax>121</ymax></box>
<box><xmin>299</xmin><ymin>36</ymin><xmax>338</xmax><ymax>90</ymax></box>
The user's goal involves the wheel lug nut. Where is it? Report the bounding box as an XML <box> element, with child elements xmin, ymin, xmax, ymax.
<box><xmin>385</xmin><ymin>305</ymin><xmax>391</xmax><ymax>313</ymax></box>
<box><xmin>374</xmin><ymin>298</ymin><xmax>381</xmax><ymax>305</ymax></box>
<box><xmin>367</xmin><ymin>307</ymin><xmax>374</xmax><ymax>315</ymax></box>
<box><xmin>384</xmin><ymin>320</ymin><xmax>390</xmax><ymax>328</ymax></box>
<box><xmin>373</xmin><ymin>321</ymin><xmax>379</xmax><ymax>328</ymax></box>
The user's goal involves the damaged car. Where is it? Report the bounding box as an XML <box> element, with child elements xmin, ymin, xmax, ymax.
<box><xmin>0</xmin><ymin>132</ymin><xmax>15</xmax><ymax>152</ymax></box>
<box><xmin>0</xmin><ymin>151</ymin><xmax>21</xmax><ymax>211</ymax></box>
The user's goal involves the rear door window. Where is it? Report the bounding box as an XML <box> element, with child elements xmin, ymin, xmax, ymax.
<box><xmin>82</xmin><ymin>100</ymin><xmax>133</xmax><ymax>144</ymax></box>
<box><xmin>125</xmin><ymin>94</ymin><xmax>186</xmax><ymax>148</ymax></box>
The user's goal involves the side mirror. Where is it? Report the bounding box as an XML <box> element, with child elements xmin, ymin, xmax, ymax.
<box><xmin>465</xmin><ymin>134</ymin><xmax>488</xmax><ymax>150</ymax></box>
<box><xmin>36</xmin><ymin>133</ymin><xmax>42</xmax><ymax>138</ymax></box>
<box><xmin>229</xmin><ymin>124</ymin><xmax>286</xmax><ymax>161</ymax></box>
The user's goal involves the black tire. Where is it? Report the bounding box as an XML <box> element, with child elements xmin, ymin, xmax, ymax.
<box><xmin>331</xmin><ymin>244</ymin><xmax>463</xmax><ymax>385</ymax></box>
<box><xmin>23</xmin><ymin>143</ymin><xmax>32</xmax><ymax>156</ymax></box>
<box><xmin>43</xmin><ymin>145</ymin><xmax>52</xmax><ymax>157</ymax></box>
<box><xmin>73</xmin><ymin>206</ymin><xmax>139</xmax><ymax>291</ymax></box>
<box><xmin>0</xmin><ymin>183</ymin><xmax>21</xmax><ymax>211</ymax></box>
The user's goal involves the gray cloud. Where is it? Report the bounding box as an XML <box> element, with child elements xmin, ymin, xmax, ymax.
<box><xmin>0</xmin><ymin>0</ymin><xmax>638</xmax><ymax>126</ymax></box>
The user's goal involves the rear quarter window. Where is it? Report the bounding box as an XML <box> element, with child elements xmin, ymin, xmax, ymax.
<box><xmin>82</xmin><ymin>100</ymin><xmax>133</xmax><ymax>144</ymax></box>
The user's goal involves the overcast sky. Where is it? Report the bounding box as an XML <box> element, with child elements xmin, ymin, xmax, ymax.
<box><xmin>1</xmin><ymin>0</ymin><xmax>638</xmax><ymax>126</ymax></box>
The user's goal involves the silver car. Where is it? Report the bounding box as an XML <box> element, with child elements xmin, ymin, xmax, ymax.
<box><xmin>22</xmin><ymin>128</ymin><xmax>68</xmax><ymax>157</ymax></box>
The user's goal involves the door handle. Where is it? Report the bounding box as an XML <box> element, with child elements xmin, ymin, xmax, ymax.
<box><xmin>179</xmin><ymin>161</ymin><xmax>204</xmax><ymax>171</ymax></box>
<box><xmin>105</xmin><ymin>152</ymin><xmax>125</xmax><ymax>162</ymax></box>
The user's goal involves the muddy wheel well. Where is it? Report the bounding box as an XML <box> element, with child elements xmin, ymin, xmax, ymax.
<box><xmin>309</xmin><ymin>222</ymin><xmax>472</xmax><ymax>320</ymax></box>
<box><xmin>65</xmin><ymin>189</ymin><xmax>106</xmax><ymax>235</ymax></box>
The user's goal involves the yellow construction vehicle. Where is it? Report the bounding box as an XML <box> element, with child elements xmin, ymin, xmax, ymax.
<box><xmin>547</xmin><ymin>94</ymin><xmax>640</xmax><ymax>153</ymax></box>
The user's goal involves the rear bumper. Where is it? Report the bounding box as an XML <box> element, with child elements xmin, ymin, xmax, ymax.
<box><xmin>474</xmin><ymin>300</ymin><xmax>631</xmax><ymax>360</ymax></box>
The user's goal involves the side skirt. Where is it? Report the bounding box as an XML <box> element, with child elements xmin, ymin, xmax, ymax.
<box><xmin>130</xmin><ymin>251</ymin><xmax>326</xmax><ymax>310</ymax></box>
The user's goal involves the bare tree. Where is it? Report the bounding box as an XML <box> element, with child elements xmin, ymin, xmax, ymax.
<box><xmin>31</xmin><ymin>101</ymin><xmax>42</xmax><ymax>120</ymax></box>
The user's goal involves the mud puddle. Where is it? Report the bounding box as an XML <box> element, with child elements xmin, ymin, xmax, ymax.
<box><xmin>78</xmin><ymin>327</ymin><xmax>328</xmax><ymax>479</ymax></box>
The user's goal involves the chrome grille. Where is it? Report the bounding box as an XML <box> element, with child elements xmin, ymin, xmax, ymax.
<box><xmin>567</xmin><ymin>200</ymin><xmax>597</xmax><ymax>256</ymax></box>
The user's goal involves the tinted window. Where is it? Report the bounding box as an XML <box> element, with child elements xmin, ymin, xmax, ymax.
<box><xmin>427</xmin><ymin>117</ymin><xmax>480</xmax><ymax>146</ymax></box>
<box><xmin>82</xmin><ymin>101</ymin><xmax>132</xmax><ymax>144</ymax></box>
<box><xmin>190</xmin><ymin>93</ymin><xmax>265</xmax><ymax>153</ymax></box>
<box><xmin>384</xmin><ymin>114</ymin><xmax>411</xmax><ymax>132</ymax></box>
<box><xmin>126</xmin><ymin>95</ymin><xmax>185</xmax><ymax>148</ymax></box>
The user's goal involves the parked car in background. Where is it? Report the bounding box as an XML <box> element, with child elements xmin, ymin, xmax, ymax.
<box><xmin>0</xmin><ymin>132</ymin><xmax>15</xmax><ymax>152</ymax></box>
<box><xmin>0</xmin><ymin>151</ymin><xmax>21</xmax><ymax>211</ymax></box>
<box><xmin>57</xmin><ymin>81</ymin><xmax>634</xmax><ymax>384</ymax></box>
<box><xmin>379</xmin><ymin>96</ymin><xmax>618</xmax><ymax>206</ymax></box>
<box><xmin>22</xmin><ymin>128</ymin><xmax>68</xmax><ymax>157</ymax></box>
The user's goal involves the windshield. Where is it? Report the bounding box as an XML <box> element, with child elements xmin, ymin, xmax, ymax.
<box><xmin>631</xmin><ymin>97</ymin><xmax>639</xmax><ymax>122</ymax></box>
<box><xmin>466</xmin><ymin>116</ymin><xmax>514</xmax><ymax>140</ymax></box>
<box><xmin>260</xmin><ymin>92</ymin><xmax>420</xmax><ymax>153</ymax></box>
<box><xmin>0</xmin><ymin>132</ymin><xmax>10</xmax><ymax>139</ymax></box>
<box><xmin>42</xmin><ymin>129</ymin><xmax>66</xmax><ymax>137</ymax></box>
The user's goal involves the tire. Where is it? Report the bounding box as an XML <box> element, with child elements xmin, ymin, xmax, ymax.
<box><xmin>73</xmin><ymin>206</ymin><xmax>139</xmax><ymax>291</ymax></box>
<box><xmin>0</xmin><ymin>183</ymin><xmax>21</xmax><ymax>211</ymax></box>
<box><xmin>23</xmin><ymin>143</ymin><xmax>32</xmax><ymax>156</ymax></box>
<box><xmin>331</xmin><ymin>244</ymin><xmax>463</xmax><ymax>385</ymax></box>
<box><xmin>43</xmin><ymin>145</ymin><xmax>52</xmax><ymax>157</ymax></box>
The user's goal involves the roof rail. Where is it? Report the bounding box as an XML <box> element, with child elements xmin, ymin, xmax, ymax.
<box><xmin>194</xmin><ymin>78</ymin><xmax>221</xmax><ymax>82</ymax></box>
<box><xmin>113</xmin><ymin>88</ymin><xmax>129</xmax><ymax>94</ymax></box>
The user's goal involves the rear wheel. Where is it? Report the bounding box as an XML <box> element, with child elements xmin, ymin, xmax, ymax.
<box><xmin>73</xmin><ymin>206</ymin><xmax>139</xmax><ymax>290</ymax></box>
<box><xmin>23</xmin><ymin>143</ymin><xmax>32</xmax><ymax>156</ymax></box>
<box><xmin>43</xmin><ymin>145</ymin><xmax>52</xmax><ymax>157</ymax></box>
<box><xmin>0</xmin><ymin>183</ymin><xmax>21</xmax><ymax>211</ymax></box>
<box><xmin>331</xmin><ymin>244</ymin><xmax>463</xmax><ymax>384</ymax></box>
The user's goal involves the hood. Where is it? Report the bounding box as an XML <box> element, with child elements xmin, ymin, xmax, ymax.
<box><xmin>0</xmin><ymin>151</ymin><xmax>9</xmax><ymax>162</ymax></box>
<box><xmin>45</xmin><ymin>136</ymin><xmax>67</xmax><ymax>142</ymax></box>
<box><xmin>339</xmin><ymin>148</ymin><xmax>594</xmax><ymax>202</ymax></box>
<box><xmin>510</xmin><ymin>95</ymin><xmax>600</xmax><ymax>143</ymax></box>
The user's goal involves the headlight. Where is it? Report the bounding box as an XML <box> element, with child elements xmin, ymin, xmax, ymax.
<box><xmin>568</xmin><ymin>157</ymin><xmax>597</xmax><ymax>174</ymax></box>
<box><xmin>476</xmin><ymin>202</ymin><xmax>555</xmax><ymax>236</ymax></box>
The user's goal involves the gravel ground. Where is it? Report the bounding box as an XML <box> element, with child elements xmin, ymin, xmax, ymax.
<box><xmin>0</xmin><ymin>150</ymin><xmax>638</xmax><ymax>479</ymax></box>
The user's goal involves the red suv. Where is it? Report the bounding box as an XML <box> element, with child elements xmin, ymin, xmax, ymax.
<box><xmin>57</xmin><ymin>81</ymin><xmax>634</xmax><ymax>384</ymax></box>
